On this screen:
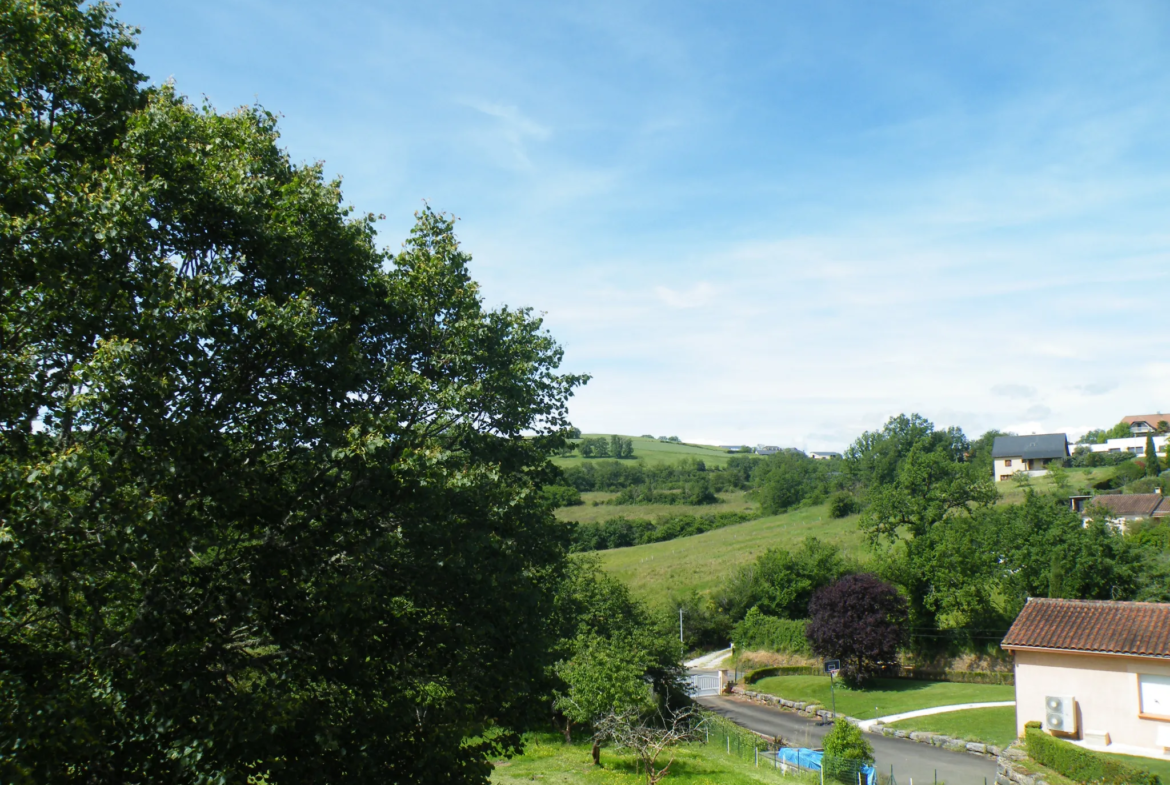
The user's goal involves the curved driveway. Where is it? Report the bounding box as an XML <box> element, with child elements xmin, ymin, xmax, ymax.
<box><xmin>698</xmin><ymin>695</ymin><xmax>998</xmax><ymax>785</ymax></box>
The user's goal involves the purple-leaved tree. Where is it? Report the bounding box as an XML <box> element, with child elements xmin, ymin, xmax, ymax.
<box><xmin>806</xmin><ymin>574</ymin><xmax>908</xmax><ymax>685</ymax></box>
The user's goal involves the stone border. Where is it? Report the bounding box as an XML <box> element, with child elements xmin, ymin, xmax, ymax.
<box><xmin>995</xmin><ymin>746</ymin><xmax>1053</xmax><ymax>785</ymax></box>
<box><xmin>731</xmin><ymin>686</ymin><xmax>1004</xmax><ymax>760</ymax></box>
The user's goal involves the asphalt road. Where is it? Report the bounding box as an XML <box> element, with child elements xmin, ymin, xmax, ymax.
<box><xmin>698</xmin><ymin>696</ymin><xmax>998</xmax><ymax>785</ymax></box>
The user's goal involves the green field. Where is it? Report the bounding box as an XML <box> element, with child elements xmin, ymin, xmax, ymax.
<box><xmin>491</xmin><ymin>732</ymin><xmax>816</xmax><ymax>785</ymax></box>
<box><xmin>595</xmin><ymin>504</ymin><xmax>866</xmax><ymax>606</ymax></box>
<box><xmin>556</xmin><ymin>490</ymin><xmax>758</xmax><ymax>524</ymax></box>
<box><xmin>553</xmin><ymin>435</ymin><xmax>746</xmax><ymax>468</ymax></box>
<box><xmin>749</xmin><ymin>676</ymin><xmax>1015</xmax><ymax>720</ymax></box>
<box><xmin>885</xmin><ymin>706</ymin><xmax>1018</xmax><ymax>748</ymax></box>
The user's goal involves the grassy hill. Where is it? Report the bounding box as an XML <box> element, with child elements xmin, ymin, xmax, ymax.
<box><xmin>552</xmin><ymin>434</ymin><xmax>745</xmax><ymax>468</ymax></box>
<box><xmin>595</xmin><ymin>503</ymin><xmax>868</xmax><ymax>607</ymax></box>
<box><xmin>555</xmin><ymin>490</ymin><xmax>757</xmax><ymax>524</ymax></box>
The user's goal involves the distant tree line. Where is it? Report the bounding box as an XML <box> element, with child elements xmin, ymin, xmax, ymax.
<box><xmin>569</xmin><ymin>512</ymin><xmax>756</xmax><ymax>552</ymax></box>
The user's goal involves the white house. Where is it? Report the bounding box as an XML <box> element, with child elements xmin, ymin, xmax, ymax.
<box><xmin>991</xmin><ymin>434</ymin><xmax>1069</xmax><ymax>482</ymax></box>
<box><xmin>809</xmin><ymin>451</ymin><xmax>842</xmax><ymax>460</ymax></box>
<box><xmin>1079</xmin><ymin>435</ymin><xmax>1169</xmax><ymax>456</ymax></box>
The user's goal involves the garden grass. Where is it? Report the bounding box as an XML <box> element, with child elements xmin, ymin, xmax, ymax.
<box><xmin>1096</xmin><ymin>750</ymin><xmax>1170</xmax><ymax>783</ymax></box>
<box><xmin>749</xmin><ymin>676</ymin><xmax>1015</xmax><ymax>720</ymax></box>
<box><xmin>594</xmin><ymin>505</ymin><xmax>867</xmax><ymax>607</ymax></box>
<box><xmin>993</xmin><ymin>466</ymin><xmax>1116</xmax><ymax>506</ymax></box>
<box><xmin>556</xmin><ymin>490</ymin><xmax>758</xmax><ymax>524</ymax></box>
<box><xmin>491</xmin><ymin>732</ymin><xmax>817</xmax><ymax>785</ymax></box>
<box><xmin>885</xmin><ymin>706</ymin><xmax>1018</xmax><ymax>748</ymax></box>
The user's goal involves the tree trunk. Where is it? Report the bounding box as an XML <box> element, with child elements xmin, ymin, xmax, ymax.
<box><xmin>592</xmin><ymin>740</ymin><xmax>600</xmax><ymax>766</ymax></box>
<box><xmin>562</xmin><ymin>718</ymin><xmax>572</xmax><ymax>744</ymax></box>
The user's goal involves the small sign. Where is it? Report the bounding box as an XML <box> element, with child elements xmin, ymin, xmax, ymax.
<box><xmin>823</xmin><ymin>659</ymin><xmax>841</xmax><ymax>674</ymax></box>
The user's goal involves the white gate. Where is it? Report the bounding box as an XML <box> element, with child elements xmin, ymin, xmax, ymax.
<box><xmin>686</xmin><ymin>671</ymin><xmax>722</xmax><ymax>697</ymax></box>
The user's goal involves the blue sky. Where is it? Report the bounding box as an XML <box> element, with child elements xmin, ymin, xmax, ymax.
<box><xmin>119</xmin><ymin>0</ymin><xmax>1170</xmax><ymax>449</ymax></box>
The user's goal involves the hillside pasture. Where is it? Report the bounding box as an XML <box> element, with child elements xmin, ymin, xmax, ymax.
<box><xmin>595</xmin><ymin>504</ymin><xmax>866</xmax><ymax>606</ymax></box>
<box><xmin>993</xmin><ymin>466</ymin><xmax>1117</xmax><ymax>505</ymax></box>
<box><xmin>553</xmin><ymin>434</ymin><xmax>745</xmax><ymax>468</ymax></box>
<box><xmin>555</xmin><ymin>490</ymin><xmax>758</xmax><ymax>524</ymax></box>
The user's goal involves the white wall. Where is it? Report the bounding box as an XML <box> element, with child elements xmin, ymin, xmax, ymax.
<box><xmin>1080</xmin><ymin>435</ymin><xmax>1169</xmax><ymax>455</ymax></box>
<box><xmin>1014</xmin><ymin>649</ymin><xmax>1170</xmax><ymax>752</ymax></box>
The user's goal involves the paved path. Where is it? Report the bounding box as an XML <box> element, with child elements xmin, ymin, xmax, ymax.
<box><xmin>685</xmin><ymin>648</ymin><xmax>732</xmax><ymax>669</ymax></box>
<box><xmin>699</xmin><ymin>696</ymin><xmax>998</xmax><ymax>785</ymax></box>
<box><xmin>858</xmin><ymin>702</ymin><xmax>1016</xmax><ymax>731</ymax></box>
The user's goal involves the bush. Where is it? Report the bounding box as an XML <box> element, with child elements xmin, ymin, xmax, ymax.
<box><xmin>541</xmin><ymin>484</ymin><xmax>583</xmax><ymax>508</ymax></box>
<box><xmin>1024</xmin><ymin>722</ymin><xmax>1160</xmax><ymax>785</ymax></box>
<box><xmin>733</xmin><ymin>608</ymin><xmax>812</xmax><ymax>655</ymax></box>
<box><xmin>828</xmin><ymin>492</ymin><xmax>860</xmax><ymax>518</ymax></box>
<box><xmin>822</xmin><ymin>720</ymin><xmax>874</xmax><ymax>783</ymax></box>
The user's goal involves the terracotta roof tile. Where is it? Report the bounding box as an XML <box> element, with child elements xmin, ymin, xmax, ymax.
<box><xmin>1002</xmin><ymin>598</ymin><xmax>1170</xmax><ymax>658</ymax></box>
<box><xmin>1088</xmin><ymin>494</ymin><xmax>1166</xmax><ymax>517</ymax></box>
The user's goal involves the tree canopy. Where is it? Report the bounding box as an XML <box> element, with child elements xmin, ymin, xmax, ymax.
<box><xmin>0</xmin><ymin>3</ymin><xmax>584</xmax><ymax>783</ymax></box>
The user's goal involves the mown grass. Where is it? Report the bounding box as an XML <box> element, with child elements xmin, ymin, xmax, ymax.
<box><xmin>595</xmin><ymin>504</ymin><xmax>866</xmax><ymax>607</ymax></box>
<box><xmin>1096</xmin><ymin>750</ymin><xmax>1170</xmax><ymax>783</ymax></box>
<box><xmin>491</xmin><ymin>732</ymin><xmax>817</xmax><ymax>785</ymax></box>
<box><xmin>993</xmin><ymin>466</ymin><xmax>1116</xmax><ymax>505</ymax></box>
<box><xmin>885</xmin><ymin>706</ymin><xmax>1018</xmax><ymax>748</ymax></box>
<box><xmin>552</xmin><ymin>435</ymin><xmax>747</xmax><ymax>469</ymax></box>
<box><xmin>556</xmin><ymin>490</ymin><xmax>758</xmax><ymax>524</ymax></box>
<box><xmin>749</xmin><ymin>676</ymin><xmax>1015</xmax><ymax>720</ymax></box>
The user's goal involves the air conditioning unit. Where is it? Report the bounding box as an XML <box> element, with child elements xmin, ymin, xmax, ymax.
<box><xmin>1044</xmin><ymin>695</ymin><xmax>1076</xmax><ymax>735</ymax></box>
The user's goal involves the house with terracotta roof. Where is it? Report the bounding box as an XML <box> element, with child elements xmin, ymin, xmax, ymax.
<box><xmin>1123</xmin><ymin>414</ymin><xmax>1170</xmax><ymax>435</ymax></box>
<box><xmin>1002</xmin><ymin>598</ymin><xmax>1170</xmax><ymax>758</ymax></box>
<box><xmin>1081</xmin><ymin>494</ymin><xmax>1170</xmax><ymax>530</ymax></box>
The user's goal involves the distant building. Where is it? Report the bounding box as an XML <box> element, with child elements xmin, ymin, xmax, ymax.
<box><xmin>1122</xmin><ymin>414</ymin><xmax>1170</xmax><ymax>436</ymax></box>
<box><xmin>809</xmin><ymin>451</ymin><xmax>842</xmax><ymax>460</ymax></box>
<box><xmin>1079</xmin><ymin>435</ymin><xmax>1168</xmax><ymax>455</ymax></box>
<box><xmin>991</xmin><ymin>433</ymin><xmax>1069</xmax><ymax>482</ymax></box>
<box><xmin>755</xmin><ymin>445</ymin><xmax>781</xmax><ymax>456</ymax></box>
<box><xmin>1080</xmin><ymin>493</ymin><xmax>1169</xmax><ymax>530</ymax></box>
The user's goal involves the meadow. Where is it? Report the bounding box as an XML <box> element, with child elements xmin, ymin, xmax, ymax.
<box><xmin>552</xmin><ymin>435</ymin><xmax>744</xmax><ymax>469</ymax></box>
<box><xmin>556</xmin><ymin>490</ymin><xmax>758</xmax><ymax>524</ymax></box>
<box><xmin>595</xmin><ymin>504</ymin><xmax>867</xmax><ymax>607</ymax></box>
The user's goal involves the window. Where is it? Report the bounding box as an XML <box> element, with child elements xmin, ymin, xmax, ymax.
<box><xmin>1139</xmin><ymin>674</ymin><xmax>1170</xmax><ymax>720</ymax></box>
<box><xmin>1004</xmin><ymin>459</ymin><xmax>1012</xmax><ymax>467</ymax></box>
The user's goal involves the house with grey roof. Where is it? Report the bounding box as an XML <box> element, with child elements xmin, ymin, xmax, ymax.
<box><xmin>991</xmin><ymin>433</ymin><xmax>1069</xmax><ymax>482</ymax></box>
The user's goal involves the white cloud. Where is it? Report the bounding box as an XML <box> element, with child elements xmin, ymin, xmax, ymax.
<box><xmin>653</xmin><ymin>282</ymin><xmax>716</xmax><ymax>309</ymax></box>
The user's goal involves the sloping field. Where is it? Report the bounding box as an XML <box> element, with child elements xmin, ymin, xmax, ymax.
<box><xmin>595</xmin><ymin>504</ymin><xmax>867</xmax><ymax>606</ymax></box>
<box><xmin>555</xmin><ymin>490</ymin><xmax>758</xmax><ymax>524</ymax></box>
<box><xmin>553</xmin><ymin>435</ymin><xmax>746</xmax><ymax>468</ymax></box>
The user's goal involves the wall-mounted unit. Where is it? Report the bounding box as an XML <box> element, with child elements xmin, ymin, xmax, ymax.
<box><xmin>1044</xmin><ymin>695</ymin><xmax>1076</xmax><ymax>735</ymax></box>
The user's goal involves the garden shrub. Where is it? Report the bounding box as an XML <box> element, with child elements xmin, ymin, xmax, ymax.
<box><xmin>733</xmin><ymin>608</ymin><xmax>812</xmax><ymax>655</ymax></box>
<box><xmin>1024</xmin><ymin>722</ymin><xmax>1160</xmax><ymax>785</ymax></box>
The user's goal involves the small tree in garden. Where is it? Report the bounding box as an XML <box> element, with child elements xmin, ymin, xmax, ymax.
<box><xmin>821</xmin><ymin>720</ymin><xmax>874</xmax><ymax>783</ymax></box>
<box><xmin>554</xmin><ymin>634</ymin><xmax>652</xmax><ymax>763</ymax></box>
<box><xmin>806</xmin><ymin>574</ymin><xmax>908</xmax><ymax>685</ymax></box>
<box><xmin>1145</xmin><ymin>435</ymin><xmax>1161</xmax><ymax>477</ymax></box>
<box><xmin>594</xmin><ymin>706</ymin><xmax>700</xmax><ymax>785</ymax></box>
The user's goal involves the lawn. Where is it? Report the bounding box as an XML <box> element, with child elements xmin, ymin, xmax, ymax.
<box><xmin>595</xmin><ymin>504</ymin><xmax>867</xmax><ymax>606</ymax></box>
<box><xmin>885</xmin><ymin>706</ymin><xmax>1018</xmax><ymax>748</ymax></box>
<box><xmin>491</xmin><ymin>732</ymin><xmax>817</xmax><ymax>785</ymax></box>
<box><xmin>556</xmin><ymin>490</ymin><xmax>758</xmax><ymax>524</ymax></box>
<box><xmin>993</xmin><ymin>466</ymin><xmax>1116</xmax><ymax>505</ymax></box>
<box><xmin>749</xmin><ymin>676</ymin><xmax>1015</xmax><ymax>720</ymax></box>
<box><xmin>552</xmin><ymin>435</ymin><xmax>748</xmax><ymax>468</ymax></box>
<box><xmin>1097</xmin><ymin>750</ymin><xmax>1170</xmax><ymax>783</ymax></box>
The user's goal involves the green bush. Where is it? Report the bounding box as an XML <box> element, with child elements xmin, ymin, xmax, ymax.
<box><xmin>733</xmin><ymin>609</ymin><xmax>812</xmax><ymax>655</ymax></box>
<box><xmin>828</xmin><ymin>491</ymin><xmax>860</xmax><ymax>518</ymax></box>
<box><xmin>743</xmin><ymin>665</ymin><xmax>822</xmax><ymax>684</ymax></box>
<box><xmin>541</xmin><ymin>484</ymin><xmax>583</xmax><ymax>507</ymax></box>
<box><xmin>1024</xmin><ymin>722</ymin><xmax>1161</xmax><ymax>785</ymax></box>
<box><xmin>822</xmin><ymin>720</ymin><xmax>874</xmax><ymax>784</ymax></box>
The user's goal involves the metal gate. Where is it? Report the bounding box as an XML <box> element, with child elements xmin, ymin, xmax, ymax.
<box><xmin>686</xmin><ymin>671</ymin><xmax>721</xmax><ymax>697</ymax></box>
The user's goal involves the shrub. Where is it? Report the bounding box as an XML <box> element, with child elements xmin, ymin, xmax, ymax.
<box><xmin>822</xmin><ymin>720</ymin><xmax>874</xmax><ymax>784</ymax></box>
<box><xmin>541</xmin><ymin>484</ymin><xmax>583</xmax><ymax>508</ymax></box>
<box><xmin>733</xmin><ymin>608</ymin><xmax>812</xmax><ymax>655</ymax></box>
<box><xmin>1024</xmin><ymin>722</ymin><xmax>1160</xmax><ymax>785</ymax></box>
<box><xmin>828</xmin><ymin>491</ymin><xmax>860</xmax><ymax>518</ymax></box>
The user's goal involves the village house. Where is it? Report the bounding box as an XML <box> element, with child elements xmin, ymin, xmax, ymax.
<box><xmin>1080</xmin><ymin>434</ymin><xmax>1169</xmax><ymax>455</ymax></box>
<box><xmin>1073</xmin><ymin>493</ymin><xmax>1170</xmax><ymax>531</ymax></box>
<box><xmin>991</xmin><ymin>433</ymin><xmax>1069</xmax><ymax>482</ymax></box>
<box><xmin>1123</xmin><ymin>414</ymin><xmax>1170</xmax><ymax>436</ymax></box>
<box><xmin>809</xmin><ymin>451</ymin><xmax>841</xmax><ymax>460</ymax></box>
<box><xmin>1002</xmin><ymin>598</ymin><xmax>1170</xmax><ymax>759</ymax></box>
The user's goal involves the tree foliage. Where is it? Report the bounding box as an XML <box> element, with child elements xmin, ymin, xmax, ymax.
<box><xmin>805</xmin><ymin>574</ymin><xmax>907</xmax><ymax>685</ymax></box>
<box><xmin>1</xmin><ymin>4</ymin><xmax>585</xmax><ymax>783</ymax></box>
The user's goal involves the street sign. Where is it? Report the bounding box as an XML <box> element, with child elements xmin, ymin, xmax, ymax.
<box><xmin>823</xmin><ymin>659</ymin><xmax>841</xmax><ymax>674</ymax></box>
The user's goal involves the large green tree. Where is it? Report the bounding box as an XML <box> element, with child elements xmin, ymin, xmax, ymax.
<box><xmin>0</xmin><ymin>3</ymin><xmax>584</xmax><ymax>783</ymax></box>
